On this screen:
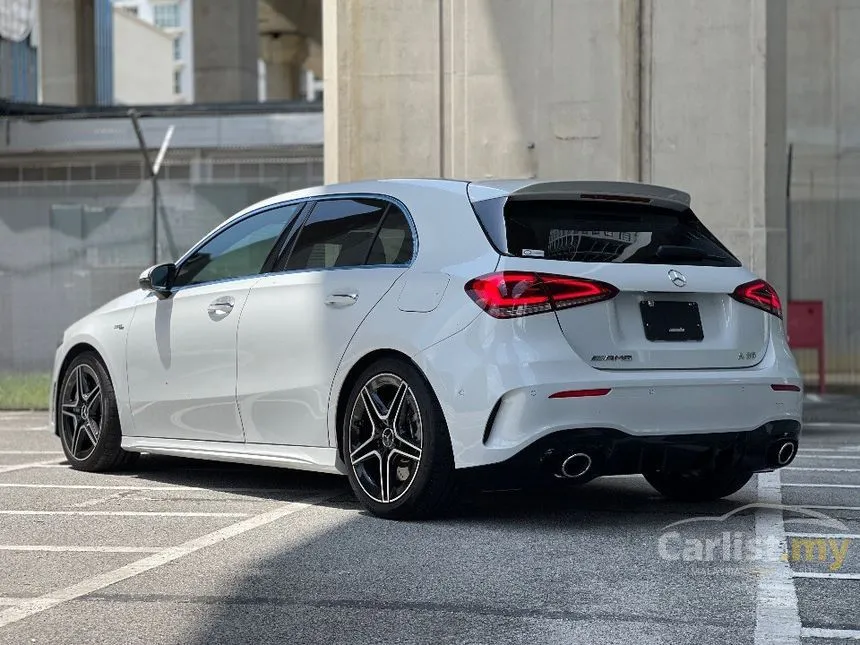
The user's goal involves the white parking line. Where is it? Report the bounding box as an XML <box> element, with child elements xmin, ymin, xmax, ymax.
<box><xmin>801</xmin><ymin>627</ymin><xmax>860</xmax><ymax>640</ymax></box>
<box><xmin>796</xmin><ymin>505</ymin><xmax>860</xmax><ymax>512</ymax></box>
<box><xmin>800</xmin><ymin>447</ymin><xmax>860</xmax><ymax>453</ymax></box>
<box><xmin>0</xmin><ymin>545</ymin><xmax>161</xmax><ymax>554</ymax></box>
<box><xmin>0</xmin><ymin>461</ymin><xmax>62</xmax><ymax>475</ymax></box>
<box><xmin>783</xmin><ymin>483</ymin><xmax>860</xmax><ymax>489</ymax></box>
<box><xmin>0</xmin><ymin>451</ymin><xmax>63</xmax><ymax>455</ymax></box>
<box><xmin>0</xmin><ymin>511</ymin><xmax>251</xmax><ymax>518</ymax></box>
<box><xmin>0</xmin><ymin>428</ymin><xmax>49</xmax><ymax>433</ymax></box>
<box><xmin>754</xmin><ymin>470</ymin><xmax>801</xmax><ymax>645</ymax></box>
<box><xmin>0</xmin><ymin>492</ymin><xmax>337</xmax><ymax>629</ymax></box>
<box><xmin>804</xmin><ymin>422</ymin><xmax>860</xmax><ymax>429</ymax></box>
<box><xmin>0</xmin><ymin>483</ymin><xmax>290</xmax><ymax>493</ymax></box>
<box><xmin>795</xmin><ymin>455</ymin><xmax>860</xmax><ymax>461</ymax></box>
<box><xmin>793</xmin><ymin>572</ymin><xmax>860</xmax><ymax>580</ymax></box>
<box><xmin>785</xmin><ymin>533</ymin><xmax>860</xmax><ymax>540</ymax></box>
<box><xmin>787</xmin><ymin>467</ymin><xmax>860</xmax><ymax>473</ymax></box>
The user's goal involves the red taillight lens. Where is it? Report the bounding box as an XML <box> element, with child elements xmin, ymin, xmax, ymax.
<box><xmin>464</xmin><ymin>272</ymin><xmax>618</xmax><ymax>319</ymax></box>
<box><xmin>731</xmin><ymin>279</ymin><xmax>782</xmax><ymax>319</ymax></box>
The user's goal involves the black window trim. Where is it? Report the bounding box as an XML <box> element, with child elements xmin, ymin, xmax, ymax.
<box><xmin>169</xmin><ymin>198</ymin><xmax>310</xmax><ymax>292</ymax></box>
<box><xmin>269</xmin><ymin>193</ymin><xmax>418</xmax><ymax>275</ymax></box>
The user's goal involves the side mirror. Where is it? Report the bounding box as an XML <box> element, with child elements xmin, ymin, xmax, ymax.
<box><xmin>139</xmin><ymin>263</ymin><xmax>176</xmax><ymax>298</ymax></box>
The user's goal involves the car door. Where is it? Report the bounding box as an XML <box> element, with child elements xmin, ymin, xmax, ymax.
<box><xmin>237</xmin><ymin>197</ymin><xmax>415</xmax><ymax>447</ymax></box>
<box><xmin>125</xmin><ymin>203</ymin><xmax>302</xmax><ymax>442</ymax></box>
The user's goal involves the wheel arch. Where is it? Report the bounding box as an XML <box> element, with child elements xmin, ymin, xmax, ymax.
<box><xmin>333</xmin><ymin>348</ymin><xmax>448</xmax><ymax>464</ymax></box>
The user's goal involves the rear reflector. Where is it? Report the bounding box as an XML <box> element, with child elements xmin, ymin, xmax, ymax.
<box><xmin>770</xmin><ymin>384</ymin><xmax>801</xmax><ymax>392</ymax></box>
<box><xmin>549</xmin><ymin>388</ymin><xmax>612</xmax><ymax>399</ymax></box>
<box><xmin>464</xmin><ymin>272</ymin><xmax>618</xmax><ymax>319</ymax></box>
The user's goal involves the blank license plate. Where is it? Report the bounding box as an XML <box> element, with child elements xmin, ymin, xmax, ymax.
<box><xmin>640</xmin><ymin>300</ymin><xmax>704</xmax><ymax>342</ymax></box>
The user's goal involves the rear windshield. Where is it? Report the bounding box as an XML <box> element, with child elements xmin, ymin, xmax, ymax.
<box><xmin>473</xmin><ymin>198</ymin><xmax>740</xmax><ymax>267</ymax></box>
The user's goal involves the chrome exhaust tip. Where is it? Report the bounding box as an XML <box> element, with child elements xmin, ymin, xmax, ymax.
<box><xmin>776</xmin><ymin>441</ymin><xmax>796</xmax><ymax>466</ymax></box>
<box><xmin>560</xmin><ymin>453</ymin><xmax>592</xmax><ymax>479</ymax></box>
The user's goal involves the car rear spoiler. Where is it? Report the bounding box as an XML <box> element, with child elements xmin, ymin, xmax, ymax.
<box><xmin>468</xmin><ymin>180</ymin><xmax>692</xmax><ymax>212</ymax></box>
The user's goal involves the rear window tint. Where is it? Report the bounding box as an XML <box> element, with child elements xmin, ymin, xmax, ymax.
<box><xmin>486</xmin><ymin>199</ymin><xmax>740</xmax><ymax>267</ymax></box>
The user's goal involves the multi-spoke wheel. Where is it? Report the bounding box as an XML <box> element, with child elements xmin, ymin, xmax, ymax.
<box><xmin>58</xmin><ymin>352</ymin><xmax>137</xmax><ymax>472</ymax></box>
<box><xmin>342</xmin><ymin>358</ymin><xmax>455</xmax><ymax>520</ymax></box>
<box><xmin>60</xmin><ymin>363</ymin><xmax>103</xmax><ymax>462</ymax></box>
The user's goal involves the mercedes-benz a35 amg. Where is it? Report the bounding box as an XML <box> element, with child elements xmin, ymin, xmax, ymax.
<box><xmin>50</xmin><ymin>179</ymin><xmax>803</xmax><ymax>519</ymax></box>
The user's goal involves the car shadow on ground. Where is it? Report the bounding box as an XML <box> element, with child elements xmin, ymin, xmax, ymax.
<box><xmin>69</xmin><ymin>453</ymin><xmax>751</xmax><ymax>524</ymax></box>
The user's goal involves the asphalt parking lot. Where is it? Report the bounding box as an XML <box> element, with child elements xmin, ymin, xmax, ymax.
<box><xmin>0</xmin><ymin>399</ymin><xmax>857</xmax><ymax>645</ymax></box>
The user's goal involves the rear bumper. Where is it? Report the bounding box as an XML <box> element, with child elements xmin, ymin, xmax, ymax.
<box><xmin>414</xmin><ymin>312</ymin><xmax>803</xmax><ymax>469</ymax></box>
<box><xmin>484</xmin><ymin>377</ymin><xmax>803</xmax><ymax>447</ymax></box>
<box><xmin>460</xmin><ymin>420</ymin><xmax>802</xmax><ymax>488</ymax></box>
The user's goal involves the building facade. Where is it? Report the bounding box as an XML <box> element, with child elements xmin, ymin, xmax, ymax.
<box><xmin>111</xmin><ymin>0</ymin><xmax>193</xmax><ymax>103</ymax></box>
<box><xmin>0</xmin><ymin>0</ymin><xmax>38</xmax><ymax>101</ymax></box>
<box><xmin>112</xmin><ymin>6</ymin><xmax>174</xmax><ymax>104</ymax></box>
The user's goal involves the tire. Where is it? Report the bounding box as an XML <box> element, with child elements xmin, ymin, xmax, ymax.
<box><xmin>644</xmin><ymin>467</ymin><xmax>754</xmax><ymax>502</ymax></box>
<box><xmin>57</xmin><ymin>352</ymin><xmax>139</xmax><ymax>472</ymax></box>
<box><xmin>342</xmin><ymin>358</ymin><xmax>456</xmax><ymax>520</ymax></box>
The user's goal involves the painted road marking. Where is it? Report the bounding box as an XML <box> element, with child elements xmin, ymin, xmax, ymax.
<box><xmin>793</xmin><ymin>572</ymin><xmax>860</xmax><ymax>580</ymax></box>
<box><xmin>783</xmin><ymin>483</ymin><xmax>860</xmax><ymax>489</ymax></box>
<box><xmin>754</xmin><ymin>470</ymin><xmax>801</xmax><ymax>645</ymax></box>
<box><xmin>0</xmin><ymin>483</ymin><xmax>292</xmax><ymax>493</ymax></box>
<box><xmin>0</xmin><ymin>461</ymin><xmax>62</xmax><ymax>475</ymax></box>
<box><xmin>0</xmin><ymin>492</ymin><xmax>337</xmax><ymax>629</ymax></box>
<box><xmin>0</xmin><ymin>545</ymin><xmax>161</xmax><ymax>554</ymax></box>
<box><xmin>787</xmin><ymin>467</ymin><xmax>860</xmax><ymax>473</ymax></box>
<box><xmin>785</xmin><ymin>532</ymin><xmax>860</xmax><ymax>540</ymax></box>
<box><xmin>0</xmin><ymin>510</ymin><xmax>251</xmax><ymax>518</ymax></box>
<box><xmin>800</xmin><ymin>627</ymin><xmax>860</xmax><ymax>639</ymax></box>
<box><xmin>0</xmin><ymin>451</ymin><xmax>62</xmax><ymax>456</ymax></box>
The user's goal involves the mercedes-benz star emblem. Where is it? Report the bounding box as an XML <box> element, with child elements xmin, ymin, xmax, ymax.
<box><xmin>668</xmin><ymin>269</ymin><xmax>687</xmax><ymax>288</ymax></box>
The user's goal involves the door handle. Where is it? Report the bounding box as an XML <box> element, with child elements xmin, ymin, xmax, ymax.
<box><xmin>324</xmin><ymin>292</ymin><xmax>358</xmax><ymax>307</ymax></box>
<box><xmin>207</xmin><ymin>296</ymin><xmax>235</xmax><ymax>317</ymax></box>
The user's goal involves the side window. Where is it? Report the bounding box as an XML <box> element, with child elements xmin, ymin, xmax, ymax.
<box><xmin>285</xmin><ymin>198</ymin><xmax>387</xmax><ymax>271</ymax></box>
<box><xmin>174</xmin><ymin>204</ymin><xmax>299</xmax><ymax>287</ymax></box>
<box><xmin>366</xmin><ymin>204</ymin><xmax>414</xmax><ymax>265</ymax></box>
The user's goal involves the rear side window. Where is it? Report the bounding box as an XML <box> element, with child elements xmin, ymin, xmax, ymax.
<box><xmin>285</xmin><ymin>198</ymin><xmax>386</xmax><ymax>270</ymax></box>
<box><xmin>476</xmin><ymin>198</ymin><xmax>740</xmax><ymax>267</ymax></box>
<box><xmin>366</xmin><ymin>205</ymin><xmax>414</xmax><ymax>265</ymax></box>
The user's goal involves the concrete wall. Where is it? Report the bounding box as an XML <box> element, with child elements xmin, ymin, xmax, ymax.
<box><xmin>786</xmin><ymin>0</ymin><xmax>860</xmax><ymax>381</ymax></box>
<box><xmin>646</xmin><ymin>0</ymin><xmax>787</xmax><ymax>291</ymax></box>
<box><xmin>113</xmin><ymin>7</ymin><xmax>174</xmax><ymax>105</ymax></box>
<box><xmin>324</xmin><ymin>0</ymin><xmax>786</xmax><ymax>282</ymax></box>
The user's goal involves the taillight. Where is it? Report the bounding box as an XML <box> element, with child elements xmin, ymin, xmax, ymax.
<box><xmin>731</xmin><ymin>279</ymin><xmax>782</xmax><ymax>319</ymax></box>
<box><xmin>464</xmin><ymin>272</ymin><xmax>618</xmax><ymax>319</ymax></box>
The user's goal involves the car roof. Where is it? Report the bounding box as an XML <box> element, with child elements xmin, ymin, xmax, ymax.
<box><xmin>226</xmin><ymin>178</ymin><xmax>692</xmax><ymax>227</ymax></box>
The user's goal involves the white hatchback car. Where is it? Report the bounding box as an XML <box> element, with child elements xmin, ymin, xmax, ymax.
<box><xmin>50</xmin><ymin>179</ymin><xmax>803</xmax><ymax>519</ymax></box>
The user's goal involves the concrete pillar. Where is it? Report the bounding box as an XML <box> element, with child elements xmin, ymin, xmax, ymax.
<box><xmin>324</xmin><ymin>0</ymin><xmax>787</xmax><ymax>283</ymax></box>
<box><xmin>324</xmin><ymin>0</ymin><xmax>641</xmax><ymax>185</ymax></box>
<box><xmin>39</xmin><ymin>0</ymin><xmax>96</xmax><ymax>104</ymax></box>
<box><xmin>261</xmin><ymin>33</ymin><xmax>308</xmax><ymax>101</ymax></box>
<box><xmin>644</xmin><ymin>0</ymin><xmax>787</xmax><ymax>284</ymax></box>
<box><xmin>193</xmin><ymin>0</ymin><xmax>258</xmax><ymax>103</ymax></box>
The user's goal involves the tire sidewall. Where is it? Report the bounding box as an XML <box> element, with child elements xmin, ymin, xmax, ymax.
<box><xmin>58</xmin><ymin>353</ymin><xmax>121</xmax><ymax>470</ymax></box>
<box><xmin>342</xmin><ymin>358</ymin><xmax>451</xmax><ymax>519</ymax></box>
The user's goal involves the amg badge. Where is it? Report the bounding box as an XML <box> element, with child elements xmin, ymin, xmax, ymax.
<box><xmin>591</xmin><ymin>354</ymin><xmax>633</xmax><ymax>363</ymax></box>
